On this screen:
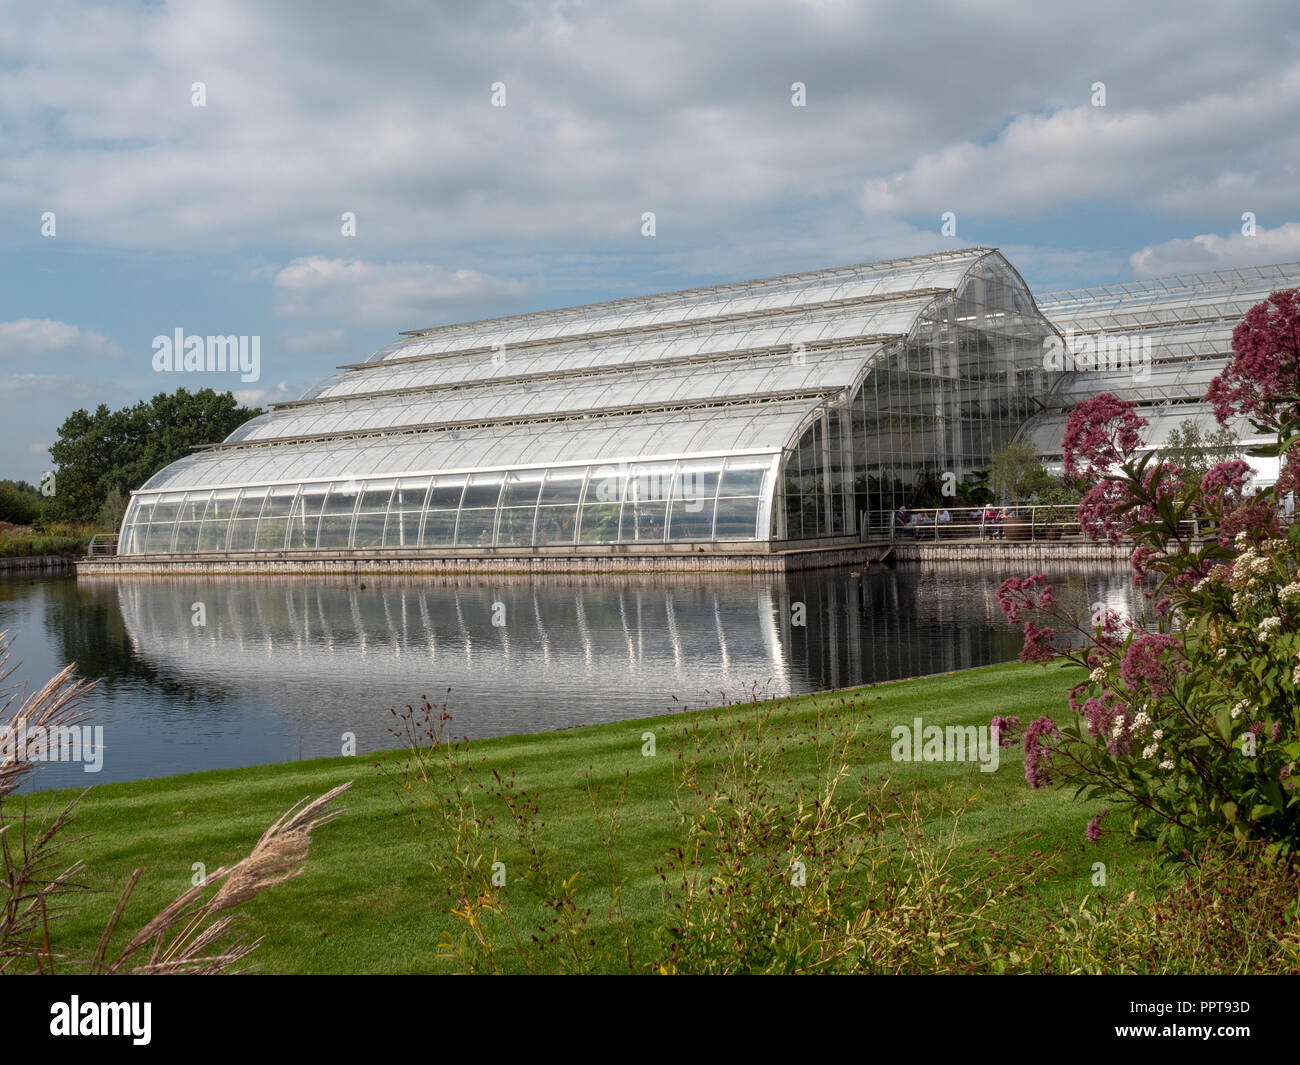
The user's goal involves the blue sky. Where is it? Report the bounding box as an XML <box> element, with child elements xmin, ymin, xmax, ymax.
<box><xmin>3</xmin><ymin>0</ymin><xmax>1299</xmax><ymax>484</ymax></box>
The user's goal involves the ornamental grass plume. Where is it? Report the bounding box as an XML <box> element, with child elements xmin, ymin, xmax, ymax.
<box><xmin>0</xmin><ymin>628</ymin><xmax>351</xmax><ymax>974</ymax></box>
<box><xmin>0</xmin><ymin>630</ymin><xmax>96</xmax><ymax>799</ymax></box>
<box><xmin>96</xmin><ymin>782</ymin><xmax>351</xmax><ymax>974</ymax></box>
<box><xmin>1</xmin><ymin>630</ymin><xmax>98</xmax><ymax>971</ymax></box>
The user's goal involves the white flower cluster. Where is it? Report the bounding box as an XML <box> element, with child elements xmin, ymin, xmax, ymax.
<box><xmin>1216</xmin><ymin>647</ymin><xmax>1228</xmax><ymax>660</ymax></box>
<box><xmin>1230</xmin><ymin>700</ymin><xmax>1249</xmax><ymax>720</ymax></box>
<box><xmin>1193</xmin><ymin>571</ymin><xmax>1220</xmax><ymax>592</ymax></box>
<box><xmin>1159</xmin><ymin>759</ymin><xmax>1175</xmax><ymax>770</ymax></box>
<box><xmin>1259</xmin><ymin>616</ymin><xmax>1282</xmax><ymax>641</ymax></box>
<box><xmin>1140</xmin><ymin>720</ymin><xmax>1168</xmax><ymax>762</ymax></box>
<box><xmin>1239</xmin><ymin>548</ymin><xmax>1271</xmax><ymax>577</ymax></box>
<box><xmin>1089</xmin><ymin>667</ymin><xmax>1108</xmax><ymax>685</ymax></box>
<box><xmin>1130</xmin><ymin>709</ymin><xmax>1153</xmax><ymax>733</ymax></box>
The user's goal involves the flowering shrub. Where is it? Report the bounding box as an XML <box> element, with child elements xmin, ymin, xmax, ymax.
<box><xmin>997</xmin><ymin>289</ymin><xmax>1300</xmax><ymax>860</ymax></box>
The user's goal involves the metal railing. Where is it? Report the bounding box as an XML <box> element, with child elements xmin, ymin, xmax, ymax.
<box><xmin>884</xmin><ymin>504</ymin><xmax>1203</xmax><ymax>543</ymax></box>
<box><xmin>87</xmin><ymin>533</ymin><xmax>119</xmax><ymax>557</ymax></box>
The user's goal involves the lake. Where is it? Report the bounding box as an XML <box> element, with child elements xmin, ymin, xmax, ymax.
<box><xmin>0</xmin><ymin>564</ymin><xmax>1150</xmax><ymax>789</ymax></box>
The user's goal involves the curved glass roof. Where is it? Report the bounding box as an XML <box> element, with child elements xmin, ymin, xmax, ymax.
<box><xmin>229</xmin><ymin>346</ymin><xmax>876</xmax><ymax>444</ymax></box>
<box><xmin>1035</xmin><ymin>262</ymin><xmax>1300</xmax><ymax>316</ymax></box>
<box><xmin>379</xmin><ymin>249</ymin><xmax>987</xmax><ymax>363</ymax></box>
<box><xmin>147</xmin><ymin>251</ymin><xmax>1002</xmax><ymax>494</ymax></box>
<box><xmin>143</xmin><ymin>400</ymin><xmax>818</xmax><ymax>492</ymax></box>
<box><xmin>300</xmin><ymin>297</ymin><xmax>931</xmax><ymax>403</ymax></box>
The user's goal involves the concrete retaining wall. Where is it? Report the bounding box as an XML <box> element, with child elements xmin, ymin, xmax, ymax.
<box><xmin>0</xmin><ymin>555</ymin><xmax>77</xmax><ymax>573</ymax></box>
<box><xmin>892</xmin><ymin>541</ymin><xmax>1130</xmax><ymax>563</ymax></box>
<box><xmin>77</xmin><ymin>542</ymin><xmax>895</xmax><ymax>577</ymax></box>
<box><xmin>74</xmin><ymin>538</ymin><xmax>1141</xmax><ymax>578</ymax></box>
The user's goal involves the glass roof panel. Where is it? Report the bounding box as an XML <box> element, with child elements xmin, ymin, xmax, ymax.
<box><xmin>366</xmin><ymin>249</ymin><xmax>987</xmax><ymax>364</ymax></box>
<box><xmin>136</xmin><ymin>402</ymin><xmax>812</xmax><ymax>494</ymax></box>
<box><xmin>233</xmin><ymin>347</ymin><xmax>872</xmax><ymax>443</ymax></box>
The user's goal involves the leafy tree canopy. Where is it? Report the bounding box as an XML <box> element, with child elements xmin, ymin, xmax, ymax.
<box><xmin>45</xmin><ymin>388</ymin><xmax>261</xmax><ymax>523</ymax></box>
<box><xmin>988</xmin><ymin>440</ymin><xmax>1054</xmax><ymax>504</ymax></box>
<box><xmin>0</xmin><ymin>480</ymin><xmax>45</xmax><ymax>525</ymax></box>
<box><xmin>1157</xmin><ymin>418</ymin><xmax>1242</xmax><ymax>495</ymax></box>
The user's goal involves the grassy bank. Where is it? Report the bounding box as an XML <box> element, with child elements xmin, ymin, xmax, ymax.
<box><xmin>30</xmin><ymin>659</ymin><xmax>1172</xmax><ymax>974</ymax></box>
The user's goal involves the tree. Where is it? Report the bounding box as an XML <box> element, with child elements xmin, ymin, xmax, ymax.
<box><xmin>45</xmin><ymin>389</ymin><xmax>261</xmax><ymax>523</ymax></box>
<box><xmin>97</xmin><ymin>486</ymin><xmax>129</xmax><ymax>531</ymax></box>
<box><xmin>1157</xmin><ymin>418</ymin><xmax>1242</xmax><ymax>496</ymax></box>
<box><xmin>0</xmin><ymin>480</ymin><xmax>45</xmax><ymax>525</ymax></box>
<box><xmin>987</xmin><ymin>440</ymin><xmax>1052</xmax><ymax>504</ymax></box>
<box><xmin>1032</xmin><ymin>475</ymin><xmax>1086</xmax><ymax>507</ymax></box>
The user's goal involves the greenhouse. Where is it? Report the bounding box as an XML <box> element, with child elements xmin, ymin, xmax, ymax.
<box><xmin>116</xmin><ymin>247</ymin><xmax>1062</xmax><ymax>559</ymax></box>
<box><xmin>1023</xmin><ymin>261</ymin><xmax>1300</xmax><ymax>482</ymax></box>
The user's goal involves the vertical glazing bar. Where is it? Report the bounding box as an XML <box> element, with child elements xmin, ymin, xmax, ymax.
<box><xmin>414</xmin><ymin>479</ymin><xmax>436</xmax><ymax>548</ymax></box>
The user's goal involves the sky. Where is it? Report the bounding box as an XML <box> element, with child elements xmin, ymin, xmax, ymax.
<box><xmin>2</xmin><ymin>0</ymin><xmax>1299</xmax><ymax>484</ymax></box>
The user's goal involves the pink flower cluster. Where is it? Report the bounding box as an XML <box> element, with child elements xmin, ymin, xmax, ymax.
<box><xmin>1217</xmin><ymin>498</ymin><xmax>1283</xmax><ymax>548</ymax></box>
<box><xmin>1199</xmin><ymin>459</ymin><xmax>1254</xmax><ymax>503</ymax></box>
<box><xmin>1020</xmin><ymin>621</ymin><xmax>1058</xmax><ymax>664</ymax></box>
<box><xmin>1086</xmin><ymin>811</ymin><xmax>1107</xmax><ymax>847</ymax></box>
<box><xmin>1205</xmin><ymin>289</ymin><xmax>1300</xmax><ymax>430</ymax></box>
<box><xmin>1120</xmin><ymin>633</ymin><xmax>1188</xmax><ymax>698</ymax></box>
<box><xmin>1061</xmin><ymin>393</ymin><xmax>1148</xmax><ymax>480</ymax></box>
<box><xmin>991</xmin><ymin>714</ymin><xmax>1022</xmax><ymax>748</ymax></box>
<box><xmin>1023</xmin><ymin>717</ymin><xmax>1059</xmax><ymax>789</ymax></box>
<box><xmin>996</xmin><ymin>574</ymin><xmax>1053</xmax><ymax>622</ymax></box>
<box><xmin>1085</xmin><ymin>810</ymin><xmax>1109</xmax><ymax>843</ymax></box>
<box><xmin>1129</xmin><ymin>544</ymin><xmax>1158</xmax><ymax>584</ymax></box>
<box><xmin>1079</xmin><ymin>479</ymin><xmax>1131</xmax><ymax>545</ymax></box>
<box><xmin>1070</xmin><ymin>688</ymin><xmax>1128</xmax><ymax>744</ymax></box>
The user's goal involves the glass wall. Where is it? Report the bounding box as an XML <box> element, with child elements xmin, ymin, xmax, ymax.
<box><xmin>834</xmin><ymin>256</ymin><xmax>1059</xmax><ymax>535</ymax></box>
<box><xmin>118</xmin><ymin>455</ymin><xmax>775</xmax><ymax>554</ymax></box>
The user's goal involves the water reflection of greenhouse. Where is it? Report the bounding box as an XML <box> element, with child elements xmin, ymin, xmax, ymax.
<box><xmin>110</xmin><ymin>568</ymin><xmax>1140</xmax><ymax>735</ymax></box>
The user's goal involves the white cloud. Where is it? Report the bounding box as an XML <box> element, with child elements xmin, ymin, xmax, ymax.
<box><xmin>3</xmin><ymin>0</ymin><xmax>1297</xmax><ymax>254</ymax></box>
<box><xmin>860</xmin><ymin>65</ymin><xmax>1300</xmax><ymax>221</ymax></box>
<box><xmin>0</xmin><ymin>319</ymin><xmax>121</xmax><ymax>360</ymax></box>
<box><xmin>0</xmin><ymin>371</ymin><xmax>77</xmax><ymax>393</ymax></box>
<box><xmin>1130</xmin><ymin>223</ymin><xmax>1300</xmax><ymax>277</ymax></box>
<box><xmin>232</xmin><ymin>381</ymin><xmax>298</xmax><ymax>408</ymax></box>
<box><xmin>281</xmin><ymin>328</ymin><xmax>346</xmax><ymax>355</ymax></box>
<box><xmin>270</xmin><ymin>257</ymin><xmax>531</xmax><ymax>326</ymax></box>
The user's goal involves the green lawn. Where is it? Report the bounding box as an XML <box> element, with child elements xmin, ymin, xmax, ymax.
<box><xmin>27</xmin><ymin>659</ymin><xmax>1171</xmax><ymax>973</ymax></box>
